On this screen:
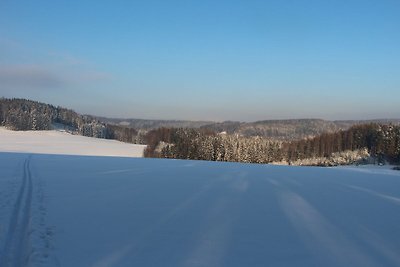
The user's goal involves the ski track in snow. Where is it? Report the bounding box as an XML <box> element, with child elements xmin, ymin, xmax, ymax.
<box><xmin>346</xmin><ymin>185</ymin><xmax>400</xmax><ymax>206</ymax></box>
<box><xmin>1</xmin><ymin>152</ymin><xmax>400</xmax><ymax>267</ymax></box>
<box><xmin>279</xmin><ymin>190</ymin><xmax>377</xmax><ymax>267</ymax></box>
<box><xmin>1</xmin><ymin>156</ymin><xmax>33</xmax><ymax>267</ymax></box>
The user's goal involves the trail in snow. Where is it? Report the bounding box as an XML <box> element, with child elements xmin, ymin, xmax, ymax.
<box><xmin>0</xmin><ymin>156</ymin><xmax>33</xmax><ymax>267</ymax></box>
<box><xmin>346</xmin><ymin>185</ymin><xmax>400</xmax><ymax>205</ymax></box>
<box><xmin>2</xmin><ymin>153</ymin><xmax>400</xmax><ymax>267</ymax></box>
<box><xmin>279</xmin><ymin>190</ymin><xmax>377</xmax><ymax>267</ymax></box>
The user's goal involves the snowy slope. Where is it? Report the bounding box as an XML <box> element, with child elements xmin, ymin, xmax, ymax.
<box><xmin>0</xmin><ymin>127</ymin><xmax>146</xmax><ymax>157</ymax></box>
<box><xmin>1</xmin><ymin>152</ymin><xmax>400</xmax><ymax>267</ymax></box>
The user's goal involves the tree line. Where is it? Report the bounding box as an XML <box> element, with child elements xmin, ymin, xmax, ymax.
<box><xmin>144</xmin><ymin>124</ymin><xmax>400</xmax><ymax>165</ymax></box>
<box><xmin>144</xmin><ymin>127</ymin><xmax>283</xmax><ymax>163</ymax></box>
<box><xmin>284</xmin><ymin>124</ymin><xmax>400</xmax><ymax>164</ymax></box>
<box><xmin>2</xmin><ymin>98</ymin><xmax>399</xmax><ymax>166</ymax></box>
<box><xmin>0</xmin><ymin>98</ymin><xmax>145</xmax><ymax>143</ymax></box>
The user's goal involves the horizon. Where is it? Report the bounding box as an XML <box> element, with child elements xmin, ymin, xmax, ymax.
<box><xmin>1</xmin><ymin>1</ymin><xmax>400</xmax><ymax>121</ymax></box>
<box><xmin>3</xmin><ymin>96</ymin><xmax>400</xmax><ymax>124</ymax></box>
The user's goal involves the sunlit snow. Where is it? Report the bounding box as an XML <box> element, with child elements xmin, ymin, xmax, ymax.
<box><xmin>0</xmin><ymin>127</ymin><xmax>146</xmax><ymax>157</ymax></box>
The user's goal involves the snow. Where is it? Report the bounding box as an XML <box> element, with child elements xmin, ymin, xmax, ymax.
<box><xmin>0</xmin><ymin>127</ymin><xmax>146</xmax><ymax>157</ymax></box>
<box><xmin>1</xmin><ymin>129</ymin><xmax>399</xmax><ymax>266</ymax></box>
<box><xmin>1</xmin><ymin>151</ymin><xmax>400</xmax><ymax>267</ymax></box>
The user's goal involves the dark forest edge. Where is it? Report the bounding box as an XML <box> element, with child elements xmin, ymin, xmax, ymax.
<box><xmin>1</xmin><ymin>98</ymin><xmax>399</xmax><ymax>167</ymax></box>
<box><xmin>143</xmin><ymin>125</ymin><xmax>400</xmax><ymax>166</ymax></box>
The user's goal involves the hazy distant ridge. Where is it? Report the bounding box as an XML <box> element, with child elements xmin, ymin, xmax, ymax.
<box><xmin>97</xmin><ymin>117</ymin><xmax>213</xmax><ymax>130</ymax></box>
<box><xmin>2</xmin><ymin>97</ymin><xmax>399</xmax><ymax>141</ymax></box>
<box><xmin>200</xmin><ymin>118</ymin><xmax>400</xmax><ymax>140</ymax></box>
<box><xmin>100</xmin><ymin>116</ymin><xmax>400</xmax><ymax>140</ymax></box>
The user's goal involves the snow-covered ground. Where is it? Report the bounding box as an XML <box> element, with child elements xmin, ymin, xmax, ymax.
<box><xmin>0</xmin><ymin>127</ymin><xmax>146</xmax><ymax>157</ymax></box>
<box><xmin>1</xmin><ymin>151</ymin><xmax>400</xmax><ymax>267</ymax></box>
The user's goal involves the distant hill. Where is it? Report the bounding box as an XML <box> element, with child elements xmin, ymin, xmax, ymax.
<box><xmin>2</xmin><ymin>97</ymin><xmax>399</xmax><ymax>142</ymax></box>
<box><xmin>200</xmin><ymin>119</ymin><xmax>400</xmax><ymax>140</ymax></box>
<box><xmin>97</xmin><ymin>117</ymin><xmax>213</xmax><ymax>130</ymax></box>
<box><xmin>99</xmin><ymin>117</ymin><xmax>400</xmax><ymax>141</ymax></box>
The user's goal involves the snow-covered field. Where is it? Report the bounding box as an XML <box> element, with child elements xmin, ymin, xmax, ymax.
<box><xmin>1</xmin><ymin>129</ymin><xmax>399</xmax><ymax>266</ymax></box>
<box><xmin>0</xmin><ymin>127</ymin><xmax>146</xmax><ymax>157</ymax></box>
<box><xmin>1</xmin><ymin>150</ymin><xmax>400</xmax><ymax>267</ymax></box>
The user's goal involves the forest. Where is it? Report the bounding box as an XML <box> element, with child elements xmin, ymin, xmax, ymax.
<box><xmin>2</xmin><ymin>98</ymin><xmax>399</xmax><ymax>166</ymax></box>
<box><xmin>144</xmin><ymin>124</ymin><xmax>400</xmax><ymax>166</ymax></box>
<box><xmin>0</xmin><ymin>98</ymin><xmax>144</xmax><ymax>144</ymax></box>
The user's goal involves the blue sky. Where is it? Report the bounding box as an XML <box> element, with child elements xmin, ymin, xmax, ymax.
<box><xmin>1</xmin><ymin>0</ymin><xmax>399</xmax><ymax>121</ymax></box>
